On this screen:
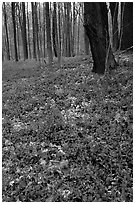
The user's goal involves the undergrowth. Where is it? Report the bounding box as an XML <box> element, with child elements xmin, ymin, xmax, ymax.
<box><xmin>2</xmin><ymin>53</ymin><xmax>133</xmax><ymax>202</ymax></box>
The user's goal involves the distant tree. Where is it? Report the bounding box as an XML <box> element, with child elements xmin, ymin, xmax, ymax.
<box><xmin>11</xmin><ymin>2</ymin><xmax>18</xmax><ymax>61</ymax></box>
<box><xmin>109</xmin><ymin>2</ymin><xmax>119</xmax><ymax>51</ymax></box>
<box><xmin>84</xmin><ymin>2</ymin><xmax>117</xmax><ymax>74</ymax></box>
<box><xmin>120</xmin><ymin>2</ymin><xmax>133</xmax><ymax>50</ymax></box>
<box><xmin>3</xmin><ymin>3</ymin><xmax>10</xmax><ymax>60</ymax></box>
<box><xmin>45</xmin><ymin>2</ymin><xmax>53</xmax><ymax>65</ymax></box>
<box><xmin>22</xmin><ymin>2</ymin><xmax>28</xmax><ymax>60</ymax></box>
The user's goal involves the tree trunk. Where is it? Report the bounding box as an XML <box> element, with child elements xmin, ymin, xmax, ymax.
<box><xmin>31</xmin><ymin>2</ymin><xmax>37</xmax><ymax>60</ymax></box>
<box><xmin>38</xmin><ymin>3</ymin><xmax>43</xmax><ymax>60</ymax></box>
<box><xmin>52</xmin><ymin>3</ymin><xmax>57</xmax><ymax>57</ymax></box>
<box><xmin>120</xmin><ymin>2</ymin><xmax>133</xmax><ymax>50</ymax></box>
<box><xmin>45</xmin><ymin>2</ymin><xmax>53</xmax><ymax>65</ymax></box>
<box><xmin>84</xmin><ymin>2</ymin><xmax>116</xmax><ymax>74</ymax></box>
<box><xmin>109</xmin><ymin>2</ymin><xmax>119</xmax><ymax>51</ymax></box>
<box><xmin>72</xmin><ymin>2</ymin><xmax>76</xmax><ymax>56</ymax></box>
<box><xmin>27</xmin><ymin>3</ymin><xmax>31</xmax><ymax>59</ymax></box>
<box><xmin>43</xmin><ymin>3</ymin><xmax>46</xmax><ymax>58</ymax></box>
<box><xmin>3</xmin><ymin>2</ymin><xmax>10</xmax><ymax>60</ymax></box>
<box><xmin>16</xmin><ymin>6</ymin><xmax>21</xmax><ymax>60</ymax></box>
<box><xmin>11</xmin><ymin>2</ymin><xmax>18</xmax><ymax>61</ymax></box>
<box><xmin>53</xmin><ymin>3</ymin><xmax>61</xmax><ymax>65</ymax></box>
<box><xmin>22</xmin><ymin>2</ymin><xmax>28</xmax><ymax>60</ymax></box>
<box><xmin>84</xmin><ymin>29</ymin><xmax>89</xmax><ymax>55</ymax></box>
<box><xmin>67</xmin><ymin>3</ymin><xmax>71</xmax><ymax>57</ymax></box>
<box><xmin>35</xmin><ymin>3</ymin><xmax>40</xmax><ymax>61</ymax></box>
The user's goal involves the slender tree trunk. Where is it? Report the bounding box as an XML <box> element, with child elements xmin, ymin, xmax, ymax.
<box><xmin>77</xmin><ymin>14</ymin><xmax>80</xmax><ymax>55</ymax></box>
<box><xmin>72</xmin><ymin>2</ymin><xmax>76</xmax><ymax>56</ymax></box>
<box><xmin>31</xmin><ymin>2</ymin><xmax>37</xmax><ymax>60</ymax></box>
<box><xmin>38</xmin><ymin>3</ymin><xmax>43</xmax><ymax>60</ymax></box>
<box><xmin>45</xmin><ymin>2</ymin><xmax>53</xmax><ymax>65</ymax></box>
<box><xmin>27</xmin><ymin>3</ymin><xmax>31</xmax><ymax>59</ymax></box>
<box><xmin>58</xmin><ymin>3</ymin><xmax>62</xmax><ymax>65</ymax></box>
<box><xmin>67</xmin><ymin>3</ymin><xmax>71</xmax><ymax>57</ymax></box>
<box><xmin>53</xmin><ymin>3</ymin><xmax>61</xmax><ymax>64</ymax></box>
<box><xmin>43</xmin><ymin>3</ymin><xmax>46</xmax><ymax>58</ymax></box>
<box><xmin>3</xmin><ymin>3</ymin><xmax>10</xmax><ymax>60</ymax></box>
<box><xmin>84</xmin><ymin>2</ymin><xmax>116</xmax><ymax>74</ymax></box>
<box><xmin>52</xmin><ymin>3</ymin><xmax>57</xmax><ymax>57</ymax></box>
<box><xmin>34</xmin><ymin>3</ymin><xmax>40</xmax><ymax>61</ymax></box>
<box><xmin>109</xmin><ymin>2</ymin><xmax>119</xmax><ymax>51</ymax></box>
<box><xmin>11</xmin><ymin>2</ymin><xmax>18</xmax><ymax>61</ymax></box>
<box><xmin>22</xmin><ymin>2</ymin><xmax>28</xmax><ymax>60</ymax></box>
<box><xmin>16</xmin><ymin>10</ymin><xmax>21</xmax><ymax>60</ymax></box>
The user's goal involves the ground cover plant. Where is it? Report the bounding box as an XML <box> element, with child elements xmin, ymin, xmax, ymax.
<box><xmin>2</xmin><ymin>53</ymin><xmax>133</xmax><ymax>202</ymax></box>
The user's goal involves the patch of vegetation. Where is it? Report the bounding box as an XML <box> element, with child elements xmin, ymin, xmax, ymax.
<box><xmin>2</xmin><ymin>54</ymin><xmax>133</xmax><ymax>201</ymax></box>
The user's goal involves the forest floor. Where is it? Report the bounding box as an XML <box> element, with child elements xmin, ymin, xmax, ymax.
<box><xmin>2</xmin><ymin>52</ymin><xmax>133</xmax><ymax>202</ymax></box>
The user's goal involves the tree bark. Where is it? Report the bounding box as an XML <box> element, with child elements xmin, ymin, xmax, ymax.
<box><xmin>84</xmin><ymin>29</ymin><xmax>89</xmax><ymax>55</ymax></box>
<box><xmin>84</xmin><ymin>2</ymin><xmax>116</xmax><ymax>74</ymax></box>
<box><xmin>120</xmin><ymin>2</ymin><xmax>133</xmax><ymax>50</ymax></box>
<box><xmin>11</xmin><ymin>2</ymin><xmax>18</xmax><ymax>61</ymax></box>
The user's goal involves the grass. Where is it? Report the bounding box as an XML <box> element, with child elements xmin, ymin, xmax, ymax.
<box><xmin>2</xmin><ymin>54</ymin><xmax>133</xmax><ymax>201</ymax></box>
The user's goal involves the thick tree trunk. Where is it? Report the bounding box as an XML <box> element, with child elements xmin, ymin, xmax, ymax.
<box><xmin>84</xmin><ymin>29</ymin><xmax>89</xmax><ymax>55</ymax></box>
<box><xmin>109</xmin><ymin>2</ymin><xmax>119</xmax><ymax>51</ymax></box>
<box><xmin>11</xmin><ymin>2</ymin><xmax>18</xmax><ymax>61</ymax></box>
<box><xmin>120</xmin><ymin>2</ymin><xmax>133</xmax><ymax>50</ymax></box>
<box><xmin>84</xmin><ymin>2</ymin><xmax>116</xmax><ymax>74</ymax></box>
